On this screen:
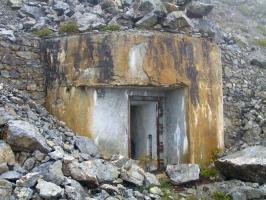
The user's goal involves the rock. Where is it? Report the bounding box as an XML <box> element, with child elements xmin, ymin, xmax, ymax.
<box><xmin>0</xmin><ymin>162</ymin><xmax>9</xmax><ymax>174</ymax></box>
<box><xmin>16</xmin><ymin>172</ymin><xmax>41</xmax><ymax>188</ymax></box>
<box><xmin>4</xmin><ymin>120</ymin><xmax>51</xmax><ymax>153</ymax></box>
<box><xmin>53</xmin><ymin>1</ymin><xmax>70</xmax><ymax>16</ymax></box>
<box><xmin>186</xmin><ymin>1</ymin><xmax>213</xmax><ymax>18</ymax></box>
<box><xmin>73</xmin><ymin>12</ymin><xmax>105</xmax><ymax>31</ymax></box>
<box><xmin>166</xmin><ymin>164</ymin><xmax>200</xmax><ymax>184</ymax></box>
<box><xmin>250</xmin><ymin>59</ymin><xmax>266</xmax><ymax>69</ymax></box>
<box><xmin>7</xmin><ymin>0</ymin><xmax>22</xmax><ymax>9</ymax></box>
<box><xmin>23</xmin><ymin>157</ymin><xmax>36</xmax><ymax>171</ymax></box>
<box><xmin>14</xmin><ymin>187</ymin><xmax>33</xmax><ymax>200</ymax></box>
<box><xmin>65</xmin><ymin>179</ymin><xmax>89</xmax><ymax>200</ymax></box>
<box><xmin>65</xmin><ymin>160</ymin><xmax>99</xmax><ymax>186</ymax></box>
<box><xmin>74</xmin><ymin>136</ymin><xmax>98</xmax><ymax>157</ymax></box>
<box><xmin>36</xmin><ymin>179</ymin><xmax>64</xmax><ymax>199</ymax></box>
<box><xmin>0</xmin><ymin>179</ymin><xmax>13</xmax><ymax>199</ymax></box>
<box><xmin>101</xmin><ymin>184</ymin><xmax>120</xmax><ymax>195</ymax></box>
<box><xmin>176</xmin><ymin>0</ymin><xmax>190</xmax><ymax>6</ymax></box>
<box><xmin>21</xmin><ymin>5</ymin><xmax>45</xmax><ymax>19</ymax></box>
<box><xmin>47</xmin><ymin>160</ymin><xmax>65</xmax><ymax>185</ymax></box>
<box><xmin>149</xmin><ymin>186</ymin><xmax>163</xmax><ymax>196</ymax></box>
<box><xmin>121</xmin><ymin>161</ymin><xmax>145</xmax><ymax>186</ymax></box>
<box><xmin>48</xmin><ymin>145</ymin><xmax>64</xmax><ymax>160</ymax></box>
<box><xmin>0</xmin><ymin>170</ymin><xmax>22</xmax><ymax>181</ymax></box>
<box><xmin>129</xmin><ymin>0</ymin><xmax>167</xmax><ymax>19</ymax></box>
<box><xmin>0</xmin><ymin>28</ymin><xmax>16</xmax><ymax>41</ymax></box>
<box><xmin>215</xmin><ymin>146</ymin><xmax>266</xmax><ymax>184</ymax></box>
<box><xmin>144</xmin><ymin>172</ymin><xmax>160</xmax><ymax>186</ymax></box>
<box><xmin>100</xmin><ymin>0</ymin><xmax>120</xmax><ymax>15</ymax></box>
<box><xmin>162</xmin><ymin>11</ymin><xmax>193</xmax><ymax>30</ymax></box>
<box><xmin>135</xmin><ymin>12</ymin><xmax>158</xmax><ymax>28</ymax></box>
<box><xmin>163</xmin><ymin>2</ymin><xmax>180</xmax><ymax>13</ymax></box>
<box><xmin>0</xmin><ymin>141</ymin><xmax>15</xmax><ymax>166</ymax></box>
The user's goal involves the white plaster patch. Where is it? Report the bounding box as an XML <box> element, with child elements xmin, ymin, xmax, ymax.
<box><xmin>93</xmin><ymin>89</ymin><xmax>97</xmax><ymax>105</ymax></box>
<box><xmin>128</xmin><ymin>43</ymin><xmax>148</xmax><ymax>81</ymax></box>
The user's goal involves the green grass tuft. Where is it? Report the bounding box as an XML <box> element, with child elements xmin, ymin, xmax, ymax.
<box><xmin>32</xmin><ymin>28</ymin><xmax>53</xmax><ymax>37</ymax></box>
<box><xmin>59</xmin><ymin>22</ymin><xmax>79</xmax><ymax>34</ymax></box>
<box><xmin>98</xmin><ymin>24</ymin><xmax>120</xmax><ymax>32</ymax></box>
<box><xmin>200</xmin><ymin>167</ymin><xmax>219</xmax><ymax>178</ymax></box>
<box><xmin>254</xmin><ymin>38</ymin><xmax>266</xmax><ymax>47</ymax></box>
<box><xmin>212</xmin><ymin>191</ymin><xmax>233</xmax><ymax>200</ymax></box>
<box><xmin>257</xmin><ymin>25</ymin><xmax>266</xmax><ymax>36</ymax></box>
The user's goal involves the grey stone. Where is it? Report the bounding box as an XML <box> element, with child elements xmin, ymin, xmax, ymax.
<box><xmin>21</xmin><ymin>5</ymin><xmax>45</xmax><ymax>19</ymax></box>
<box><xmin>47</xmin><ymin>160</ymin><xmax>65</xmax><ymax>185</ymax></box>
<box><xmin>48</xmin><ymin>145</ymin><xmax>64</xmax><ymax>160</ymax></box>
<box><xmin>36</xmin><ymin>179</ymin><xmax>64</xmax><ymax>199</ymax></box>
<box><xmin>65</xmin><ymin>160</ymin><xmax>99</xmax><ymax>186</ymax></box>
<box><xmin>4</xmin><ymin>120</ymin><xmax>51</xmax><ymax>153</ymax></box>
<box><xmin>135</xmin><ymin>12</ymin><xmax>158</xmax><ymax>28</ymax></box>
<box><xmin>8</xmin><ymin>0</ymin><xmax>22</xmax><ymax>9</ymax></box>
<box><xmin>101</xmin><ymin>184</ymin><xmax>120</xmax><ymax>195</ymax></box>
<box><xmin>73</xmin><ymin>12</ymin><xmax>105</xmax><ymax>31</ymax></box>
<box><xmin>65</xmin><ymin>179</ymin><xmax>89</xmax><ymax>200</ymax></box>
<box><xmin>0</xmin><ymin>162</ymin><xmax>9</xmax><ymax>174</ymax></box>
<box><xmin>23</xmin><ymin>157</ymin><xmax>36</xmax><ymax>171</ymax></box>
<box><xmin>250</xmin><ymin>59</ymin><xmax>266</xmax><ymax>69</ymax></box>
<box><xmin>121</xmin><ymin>161</ymin><xmax>145</xmax><ymax>186</ymax></box>
<box><xmin>162</xmin><ymin>11</ymin><xmax>193</xmax><ymax>30</ymax></box>
<box><xmin>14</xmin><ymin>187</ymin><xmax>33</xmax><ymax>200</ymax></box>
<box><xmin>0</xmin><ymin>28</ymin><xmax>16</xmax><ymax>41</ymax></box>
<box><xmin>215</xmin><ymin>146</ymin><xmax>266</xmax><ymax>184</ymax></box>
<box><xmin>186</xmin><ymin>1</ymin><xmax>214</xmax><ymax>18</ymax></box>
<box><xmin>129</xmin><ymin>0</ymin><xmax>167</xmax><ymax>19</ymax></box>
<box><xmin>53</xmin><ymin>1</ymin><xmax>70</xmax><ymax>16</ymax></box>
<box><xmin>166</xmin><ymin>164</ymin><xmax>200</xmax><ymax>184</ymax></box>
<box><xmin>0</xmin><ymin>170</ymin><xmax>22</xmax><ymax>181</ymax></box>
<box><xmin>149</xmin><ymin>186</ymin><xmax>163</xmax><ymax>196</ymax></box>
<box><xmin>144</xmin><ymin>172</ymin><xmax>160</xmax><ymax>186</ymax></box>
<box><xmin>0</xmin><ymin>141</ymin><xmax>15</xmax><ymax>166</ymax></box>
<box><xmin>74</xmin><ymin>136</ymin><xmax>98</xmax><ymax>157</ymax></box>
<box><xmin>0</xmin><ymin>179</ymin><xmax>13</xmax><ymax>200</ymax></box>
<box><xmin>16</xmin><ymin>172</ymin><xmax>41</xmax><ymax>188</ymax></box>
<box><xmin>100</xmin><ymin>0</ymin><xmax>120</xmax><ymax>15</ymax></box>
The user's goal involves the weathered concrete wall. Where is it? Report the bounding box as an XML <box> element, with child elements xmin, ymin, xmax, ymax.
<box><xmin>0</xmin><ymin>34</ymin><xmax>45</xmax><ymax>104</ymax></box>
<box><xmin>42</xmin><ymin>31</ymin><xmax>223</xmax><ymax>165</ymax></box>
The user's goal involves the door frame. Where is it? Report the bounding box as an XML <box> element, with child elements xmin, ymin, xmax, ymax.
<box><xmin>128</xmin><ymin>95</ymin><xmax>164</xmax><ymax>169</ymax></box>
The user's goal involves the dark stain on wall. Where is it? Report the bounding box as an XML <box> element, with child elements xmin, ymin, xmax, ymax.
<box><xmin>96</xmin><ymin>36</ymin><xmax>114</xmax><ymax>83</ymax></box>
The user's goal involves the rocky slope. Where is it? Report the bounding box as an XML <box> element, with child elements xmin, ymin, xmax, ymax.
<box><xmin>0</xmin><ymin>83</ymin><xmax>164</xmax><ymax>200</ymax></box>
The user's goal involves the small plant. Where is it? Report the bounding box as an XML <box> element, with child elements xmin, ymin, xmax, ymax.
<box><xmin>98</xmin><ymin>24</ymin><xmax>120</xmax><ymax>32</ymax></box>
<box><xmin>59</xmin><ymin>22</ymin><xmax>79</xmax><ymax>34</ymax></box>
<box><xmin>257</xmin><ymin>25</ymin><xmax>266</xmax><ymax>36</ymax></box>
<box><xmin>212</xmin><ymin>191</ymin><xmax>233</xmax><ymax>200</ymax></box>
<box><xmin>32</xmin><ymin>28</ymin><xmax>53</xmax><ymax>37</ymax></box>
<box><xmin>254</xmin><ymin>38</ymin><xmax>266</xmax><ymax>47</ymax></box>
<box><xmin>200</xmin><ymin>167</ymin><xmax>218</xmax><ymax>178</ymax></box>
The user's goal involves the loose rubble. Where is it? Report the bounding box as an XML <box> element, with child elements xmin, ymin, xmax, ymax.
<box><xmin>0</xmin><ymin>83</ymin><xmax>163</xmax><ymax>199</ymax></box>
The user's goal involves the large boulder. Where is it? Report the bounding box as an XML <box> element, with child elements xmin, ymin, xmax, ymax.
<box><xmin>166</xmin><ymin>164</ymin><xmax>200</xmax><ymax>184</ymax></box>
<box><xmin>73</xmin><ymin>12</ymin><xmax>105</xmax><ymax>31</ymax></box>
<box><xmin>3</xmin><ymin>120</ymin><xmax>51</xmax><ymax>153</ymax></box>
<box><xmin>215</xmin><ymin>146</ymin><xmax>266</xmax><ymax>184</ymax></box>
<box><xmin>65</xmin><ymin>179</ymin><xmax>89</xmax><ymax>200</ymax></box>
<box><xmin>0</xmin><ymin>141</ymin><xmax>15</xmax><ymax>166</ymax></box>
<box><xmin>186</xmin><ymin>1</ymin><xmax>213</xmax><ymax>18</ymax></box>
<box><xmin>74</xmin><ymin>136</ymin><xmax>98</xmax><ymax>157</ymax></box>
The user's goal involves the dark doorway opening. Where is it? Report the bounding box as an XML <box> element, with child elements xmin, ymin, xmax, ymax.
<box><xmin>128</xmin><ymin>96</ymin><xmax>164</xmax><ymax>170</ymax></box>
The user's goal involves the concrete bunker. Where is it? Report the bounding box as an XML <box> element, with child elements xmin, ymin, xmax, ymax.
<box><xmin>43</xmin><ymin>31</ymin><xmax>223</xmax><ymax>166</ymax></box>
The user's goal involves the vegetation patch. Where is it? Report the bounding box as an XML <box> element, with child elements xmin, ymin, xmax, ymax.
<box><xmin>59</xmin><ymin>22</ymin><xmax>79</xmax><ymax>34</ymax></box>
<box><xmin>200</xmin><ymin>167</ymin><xmax>219</xmax><ymax>178</ymax></box>
<box><xmin>257</xmin><ymin>25</ymin><xmax>266</xmax><ymax>36</ymax></box>
<box><xmin>98</xmin><ymin>24</ymin><xmax>120</xmax><ymax>32</ymax></box>
<box><xmin>32</xmin><ymin>28</ymin><xmax>53</xmax><ymax>37</ymax></box>
<box><xmin>254</xmin><ymin>38</ymin><xmax>266</xmax><ymax>47</ymax></box>
<box><xmin>212</xmin><ymin>191</ymin><xmax>233</xmax><ymax>200</ymax></box>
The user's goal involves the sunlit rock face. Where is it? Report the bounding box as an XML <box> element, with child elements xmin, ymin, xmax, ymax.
<box><xmin>41</xmin><ymin>31</ymin><xmax>223</xmax><ymax>165</ymax></box>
